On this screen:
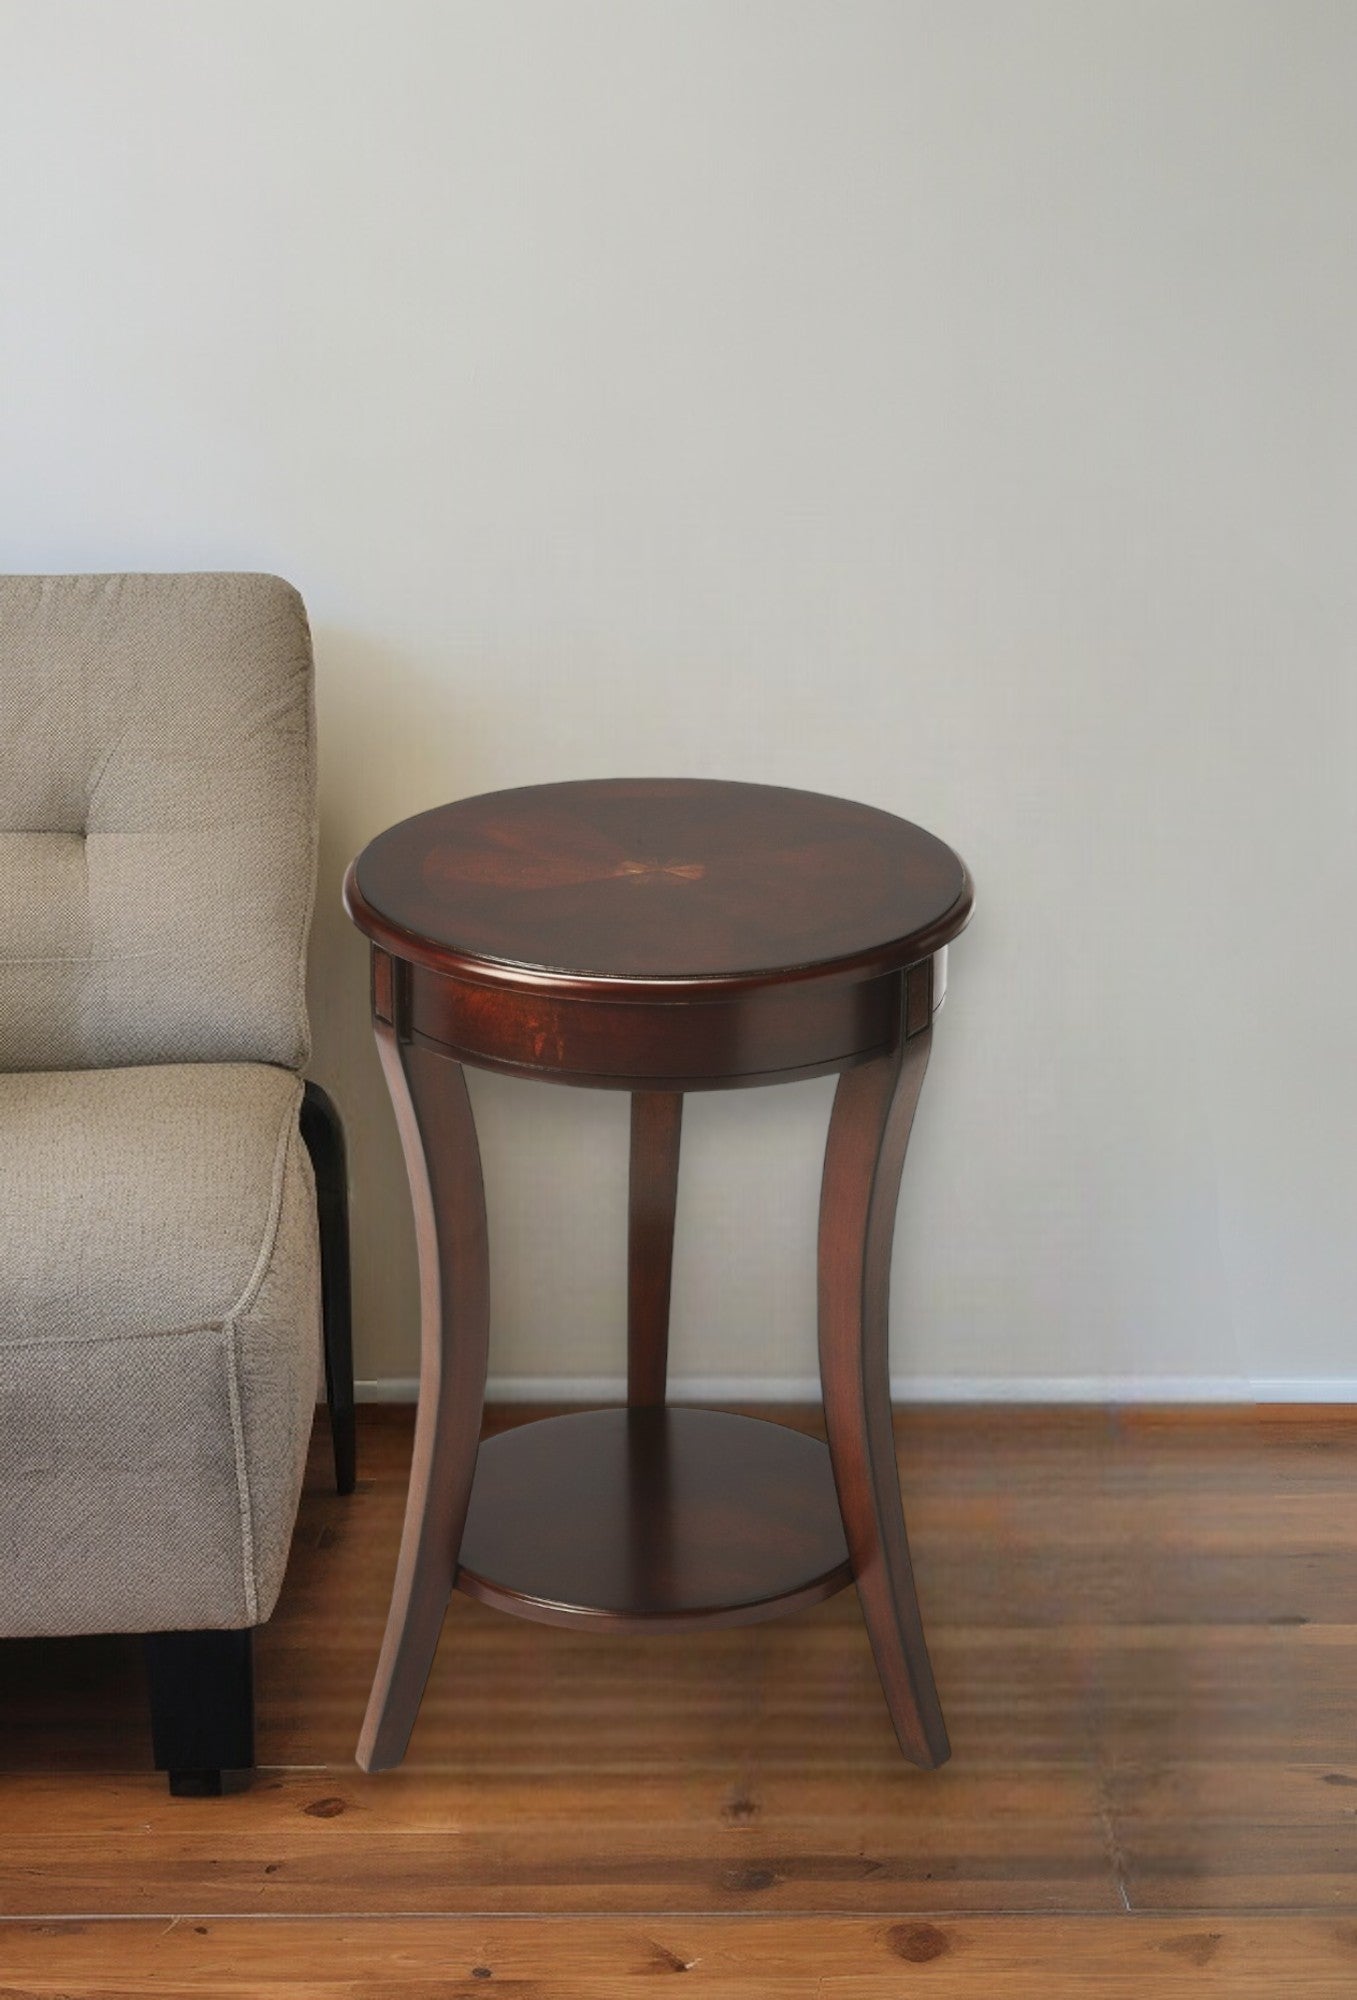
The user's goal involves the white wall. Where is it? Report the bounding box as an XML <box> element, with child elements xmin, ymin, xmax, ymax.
<box><xmin>3</xmin><ymin>1</ymin><xmax>1354</xmax><ymax>1397</ymax></box>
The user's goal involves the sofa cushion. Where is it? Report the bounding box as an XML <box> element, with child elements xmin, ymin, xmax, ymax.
<box><xmin>0</xmin><ymin>572</ymin><xmax>316</xmax><ymax>1072</ymax></box>
<box><xmin>0</xmin><ymin>1063</ymin><xmax>320</xmax><ymax>1636</ymax></box>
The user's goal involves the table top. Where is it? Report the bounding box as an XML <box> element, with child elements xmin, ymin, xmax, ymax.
<box><xmin>345</xmin><ymin>778</ymin><xmax>971</xmax><ymax>998</ymax></box>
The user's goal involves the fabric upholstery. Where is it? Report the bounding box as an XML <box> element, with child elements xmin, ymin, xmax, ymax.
<box><xmin>0</xmin><ymin>1063</ymin><xmax>319</xmax><ymax>1636</ymax></box>
<box><xmin>0</xmin><ymin>572</ymin><xmax>324</xmax><ymax>1643</ymax></box>
<box><xmin>0</xmin><ymin>573</ymin><xmax>316</xmax><ymax>1072</ymax></box>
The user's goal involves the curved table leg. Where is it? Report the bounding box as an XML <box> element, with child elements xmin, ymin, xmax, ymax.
<box><xmin>356</xmin><ymin>1027</ymin><xmax>489</xmax><ymax>1773</ymax></box>
<box><xmin>627</xmin><ymin>1091</ymin><xmax>683</xmax><ymax>1407</ymax></box>
<box><xmin>817</xmin><ymin>1000</ymin><xmax>949</xmax><ymax>1769</ymax></box>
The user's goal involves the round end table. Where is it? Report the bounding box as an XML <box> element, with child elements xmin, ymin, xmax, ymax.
<box><xmin>344</xmin><ymin>778</ymin><xmax>972</xmax><ymax>1772</ymax></box>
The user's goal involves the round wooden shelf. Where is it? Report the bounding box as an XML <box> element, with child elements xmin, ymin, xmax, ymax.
<box><xmin>455</xmin><ymin>1408</ymin><xmax>854</xmax><ymax>1632</ymax></box>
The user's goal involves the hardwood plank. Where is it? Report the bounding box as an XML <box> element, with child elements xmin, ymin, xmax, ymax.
<box><xmin>1100</xmin><ymin>1625</ymin><xmax>1357</xmax><ymax>1769</ymax></box>
<box><xmin>0</xmin><ymin>1766</ymin><xmax>1115</xmax><ymax>1915</ymax></box>
<box><xmin>2</xmin><ymin>1914</ymin><xmax>1357</xmax><ymax>1997</ymax></box>
<box><xmin>1109</xmin><ymin>1758</ymin><xmax>1357</xmax><ymax>1910</ymax></box>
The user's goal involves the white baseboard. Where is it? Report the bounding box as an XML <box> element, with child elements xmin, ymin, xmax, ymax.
<box><xmin>355</xmin><ymin>1373</ymin><xmax>1357</xmax><ymax>1405</ymax></box>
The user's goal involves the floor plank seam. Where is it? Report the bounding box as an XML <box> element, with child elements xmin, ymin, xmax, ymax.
<box><xmin>7</xmin><ymin>1908</ymin><xmax>1357</xmax><ymax>1925</ymax></box>
<box><xmin>14</xmin><ymin>1906</ymin><xmax>1352</xmax><ymax>1923</ymax></box>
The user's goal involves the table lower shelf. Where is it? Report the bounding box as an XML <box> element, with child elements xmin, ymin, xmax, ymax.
<box><xmin>455</xmin><ymin>1406</ymin><xmax>854</xmax><ymax>1632</ymax></box>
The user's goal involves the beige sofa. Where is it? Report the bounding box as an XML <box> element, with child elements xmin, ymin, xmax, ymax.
<box><xmin>0</xmin><ymin>572</ymin><xmax>352</xmax><ymax>1793</ymax></box>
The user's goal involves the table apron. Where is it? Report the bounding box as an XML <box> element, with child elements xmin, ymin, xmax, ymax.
<box><xmin>384</xmin><ymin>957</ymin><xmax>918</xmax><ymax>1090</ymax></box>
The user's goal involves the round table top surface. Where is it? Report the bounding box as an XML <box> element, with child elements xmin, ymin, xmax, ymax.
<box><xmin>346</xmin><ymin>778</ymin><xmax>972</xmax><ymax>997</ymax></box>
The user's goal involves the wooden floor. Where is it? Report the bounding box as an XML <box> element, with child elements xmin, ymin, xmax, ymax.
<box><xmin>3</xmin><ymin>1403</ymin><xmax>1357</xmax><ymax>1995</ymax></box>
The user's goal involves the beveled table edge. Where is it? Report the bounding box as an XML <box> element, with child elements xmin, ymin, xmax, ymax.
<box><xmin>342</xmin><ymin>857</ymin><xmax>973</xmax><ymax>1002</ymax></box>
<box><xmin>455</xmin><ymin>1562</ymin><xmax>856</xmax><ymax>1633</ymax></box>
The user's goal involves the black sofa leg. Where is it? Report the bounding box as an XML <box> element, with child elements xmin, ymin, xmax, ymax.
<box><xmin>144</xmin><ymin>1628</ymin><xmax>255</xmax><ymax>1796</ymax></box>
<box><xmin>300</xmin><ymin>1078</ymin><xmax>357</xmax><ymax>1495</ymax></box>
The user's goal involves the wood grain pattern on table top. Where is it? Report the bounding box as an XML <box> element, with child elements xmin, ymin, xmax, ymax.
<box><xmin>345</xmin><ymin>778</ymin><xmax>972</xmax><ymax>996</ymax></box>
<box><xmin>5</xmin><ymin>1404</ymin><xmax>1357</xmax><ymax>1955</ymax></box>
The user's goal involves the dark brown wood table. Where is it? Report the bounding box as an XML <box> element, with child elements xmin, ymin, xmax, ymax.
<box><xmin>344</xmin><ymin>778</ymin><xmax>972</xmax><ymax>1774</ymax></box>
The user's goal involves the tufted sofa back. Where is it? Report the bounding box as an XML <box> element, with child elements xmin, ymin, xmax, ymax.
<box><xmin>0</xmin><ymin>573</ymin><xmax>316</xmax><ymax>1072</ymax></box>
